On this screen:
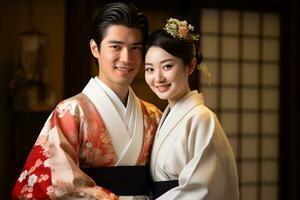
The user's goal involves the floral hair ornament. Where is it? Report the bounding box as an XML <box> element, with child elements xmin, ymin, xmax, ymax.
<box><xmin>164</xmin><ymin>18</ymin><xmax>211</xmax><ymax>84</ymax></box>
<box><xmin>164</xmin><ymin>18</ymin><xmax>199</xmax><ymax>41</ymax></box>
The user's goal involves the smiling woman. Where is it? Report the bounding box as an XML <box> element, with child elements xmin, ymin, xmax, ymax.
<box><xmin>144</xmin><ymin>18</ymin><xmax>239</xmax><ymax>199</ymax></box>
<box><xmin>145</xmin><ymin>46</ymin><xmax>193</xmax><ymax>108</ymax></box>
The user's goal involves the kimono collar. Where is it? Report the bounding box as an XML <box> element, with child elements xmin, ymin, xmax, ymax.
<box><xmin>157</xmin><ymin>90</ymin><xmax>204</xmax><ymax>133</ymax></box>
<box><xmin>82</xmin><ymin>78</ymin><xmax>144</xmax><ymax>164</ymax></box>
<box><xmin>94</xmin><ymin>77</ymin><xmax>128</xmax><ymax>119</ymax></box>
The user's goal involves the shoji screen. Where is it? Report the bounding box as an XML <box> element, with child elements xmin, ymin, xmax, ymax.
<box><xmin>199</xmin><ymin>9</ymin><xmax>280</xmax><ymax>200</ymax></box>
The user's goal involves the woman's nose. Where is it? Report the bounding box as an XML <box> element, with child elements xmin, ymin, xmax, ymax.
<box><xmin>155</xmin><ymin>70</ymin><xmax>166</xmax><ymax>83</ymax></box>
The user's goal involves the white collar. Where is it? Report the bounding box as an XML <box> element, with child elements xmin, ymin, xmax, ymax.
<box><xmin>82</xmin><ymin>78</ymin><xmax>144</xmax><ymax>164</ymax></box>
<box><xmin>94</xmin><ymin>76</ymin><xmax>128</xmax><ymax>119</ymax></box>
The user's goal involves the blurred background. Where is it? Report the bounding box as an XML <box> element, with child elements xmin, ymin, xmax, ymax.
<box><xmin>0</xmin><ymin>0</ymin><xmax>299</xmax><ymax>199</ymax></box>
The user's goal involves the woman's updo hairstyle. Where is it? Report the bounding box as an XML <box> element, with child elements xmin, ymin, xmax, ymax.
<box><xmin>146</xmin><ymin>18</ymin><xmax>203</xmax><ymax>67</ymax></box>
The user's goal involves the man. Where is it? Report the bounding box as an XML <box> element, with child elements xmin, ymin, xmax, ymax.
<box><xmin>12</xmin><ymin>2</ymin><xmax>161</xmax><ymax>200</ymax></box>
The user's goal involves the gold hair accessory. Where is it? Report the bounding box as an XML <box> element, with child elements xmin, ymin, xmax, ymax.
<box><xmin>164</xmin><ymin>18</ymin><xmax>199</xmax><ymax>40</ymax></box>
<box><xmin>197</xmin><ymin>62</ymin><xmax>212</xmax><ymax>85</ymax></box>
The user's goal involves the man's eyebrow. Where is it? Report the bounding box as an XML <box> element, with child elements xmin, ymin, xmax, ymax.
<box><xmin>131</xmin><ymin>42</ymin><xmax>143</xmax><ymax>46</ymax></box>
<box><xmin>107</xmin><ymin>40</ymin><xmax>143</xmax><ymax>46</ymax></box>
<box><xmin>108</xmin><ymin>40</ymin><xmax>123</xmax><ymax>44</ymax></box>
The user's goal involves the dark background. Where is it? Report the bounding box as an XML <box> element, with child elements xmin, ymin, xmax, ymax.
<box><xmin>0</xmin><ymin>0</ymin><xmax>299</xmax><ymax>199</ymax></box>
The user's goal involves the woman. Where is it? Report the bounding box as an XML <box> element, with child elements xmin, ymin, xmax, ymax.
<box><xmin>145</xmin><ymin>18</ymin><xmax>239</xmax><ymax>199</ymax></box>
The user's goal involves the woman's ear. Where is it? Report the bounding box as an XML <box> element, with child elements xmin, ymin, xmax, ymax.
<box><xmin>90</xmin><ymin>39</ymin><xmax>99</xmax><ymax>58</ymax></box>
<box><xmin>186</xmin><ymin>58</ymin><xmax>196</xmax><ymax>75</ymax></box>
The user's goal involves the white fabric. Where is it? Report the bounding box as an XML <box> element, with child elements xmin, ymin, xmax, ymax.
<box><xmin>116</xmin><ymin>88</ymin><xmax>144</xmax><ymax>166</ymax></box>
<box><xmin>94</xmin><ymin>77</ymin><xmax>136</xmax><ymax>137</ymax></box>
<box><xmin>150</xmin><ymin>91</ymin><xmax>239</xmax><ymax>200</ymax></box>
<box><xmin>94</xmin><ymin>77</ymin><xmax>126</xmax><ymax>120</ymax></box>
<box><xmin>82</xmin><ymin>78</ymin><xmax>143</xmax><ymax>166</ymax></box>
<box><xmin>48</xmin><ymin>126</ymin><xmax>74</xmax><ymax>185</ymax></box>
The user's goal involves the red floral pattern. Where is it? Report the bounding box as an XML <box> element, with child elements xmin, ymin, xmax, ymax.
<box><xmin>12</xmin><ymin>144</ymin><xmax>53</xmax><ymax>199</ymax></box>
<box><xmin>11</xmin><ymin>94</ymin><xmax>161</xmax><ymax>199</ymax></box>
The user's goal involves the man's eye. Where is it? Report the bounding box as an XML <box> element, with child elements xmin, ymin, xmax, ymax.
<box><xmin>111</xmin><ymin>45</ymin><xmax>121</xmax><ymax>50</ymax></box>
<box><xmin>132</xmin><ymin>46</ymin><xmax>142</xmax><ymax>51</ymax></box>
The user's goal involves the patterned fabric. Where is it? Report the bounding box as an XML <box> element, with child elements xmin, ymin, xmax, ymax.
<box><xmin>12</xmin><ymin>93</ymin><xmax>161</xmax><ymax>200</ymax></box>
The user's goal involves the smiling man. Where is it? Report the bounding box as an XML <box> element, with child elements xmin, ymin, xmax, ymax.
<box><xmin>12</xmin><ymin>3</ymin><xmax>161</xmax><ymax>200</ymax></box>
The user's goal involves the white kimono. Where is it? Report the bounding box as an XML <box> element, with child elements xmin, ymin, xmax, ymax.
<box><xmin>150</xmin><ymin>91</ymin><xmax>239</xmax><ymax>200</ymax></box>
<box><xmin>12</xmin><ymin>77</ymin><xmax>161</xmax><ymax>200</ymax></box>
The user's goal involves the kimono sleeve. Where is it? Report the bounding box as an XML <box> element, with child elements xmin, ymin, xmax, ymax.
<box><xmin>157</xmin><ymin>110</ymin><xmax>227</xmax><ymax>200</ymax></box>
<box><xmin>11</xmin><ymin>100</ymin><xmax>118</xmax><ymax>200</ymax></box>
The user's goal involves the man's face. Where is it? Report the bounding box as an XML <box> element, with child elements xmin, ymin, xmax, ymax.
<box><xmin>90</xmin><ymin>25</ymin><xmax>143</xmax><ymax>91</ymax></box>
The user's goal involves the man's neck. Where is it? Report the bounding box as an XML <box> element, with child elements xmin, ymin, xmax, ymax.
<box><xmin>114</xmin><ymin>87</ymin><xmax>129</xmax><ymax>106</ymax></box>
<box><xmin>96</xmin><ymin>76</ymin><xmax>129</xmax><ymax>106</ymax></box>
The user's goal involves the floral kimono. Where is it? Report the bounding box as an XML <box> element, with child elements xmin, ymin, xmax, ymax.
<box><xmin>12</xmin><ymin>78</ymin><xmax>161</xmax><ymax>200</ymax></box>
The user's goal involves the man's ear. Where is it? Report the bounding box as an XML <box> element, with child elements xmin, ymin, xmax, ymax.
<box><xmin>187</xmin><ymin>58</ymin><xmax>196</xmax><ymax>75</ymax></box>
<box><xmin>90</xmin><ymin>39</ymin><xmax>99</xmax><ymax>58</ymax></box>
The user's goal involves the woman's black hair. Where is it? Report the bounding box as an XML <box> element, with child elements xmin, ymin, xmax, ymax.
<box><xmin>90</xmin><ymin>2</ymin><xmax>149</xmax><ymax>47</ymax></box>
<box><xmin>146</xmin><ymin>29</ymin><xmax>203</xmax><ymax>66</ymax></box>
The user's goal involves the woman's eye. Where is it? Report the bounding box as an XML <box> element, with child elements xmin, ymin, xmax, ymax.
<box><xmin>145</xmin><ymin>68</ymin><xmax>154</xmax><ymax>72</ymax></box>
<box><xmin>163</xmin><ymin>64</ymin><xmax>172</xmax><ymax>70</ymax></box>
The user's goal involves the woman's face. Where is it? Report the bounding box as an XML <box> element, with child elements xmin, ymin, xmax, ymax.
<box><xmin>145</xmin><ymin>46</ymin><xmax>192</xmax><ymax>107</ymax></box>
